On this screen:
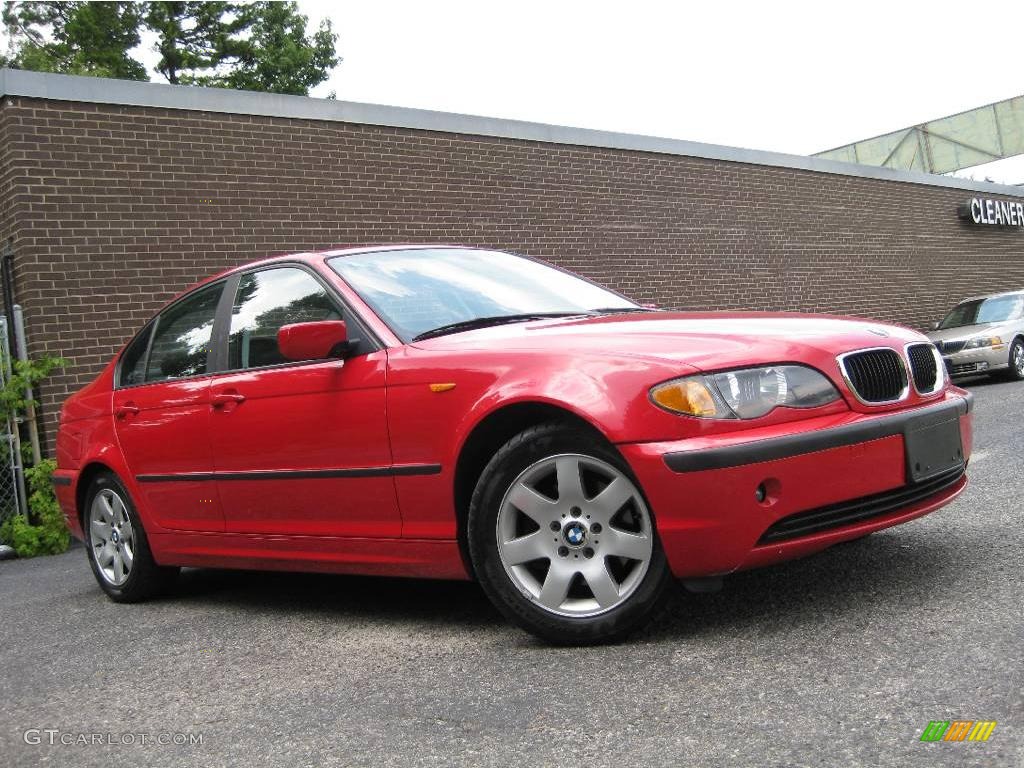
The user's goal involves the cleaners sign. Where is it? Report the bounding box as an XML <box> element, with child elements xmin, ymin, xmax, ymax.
<box><xmin>958</xmin><ymin>197</ymin><xmax>1024</xmax><ymax>229</ymax></box>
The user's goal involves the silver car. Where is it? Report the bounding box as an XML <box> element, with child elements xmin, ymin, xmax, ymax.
<box><xmin>927</xmin><ymin>290</ymin><xmax>1024</xmax><ymax>380</ymax></box>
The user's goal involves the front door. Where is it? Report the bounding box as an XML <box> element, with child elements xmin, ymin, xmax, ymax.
<box><xmin>208</xmin><ymin>265</ymin><xmax>400</xmax><ymax>538</ymax></box>
<box><xmin>112</xmin><ymin>281</ymin><xmax>226</xmax><ymax>532</ymax></box>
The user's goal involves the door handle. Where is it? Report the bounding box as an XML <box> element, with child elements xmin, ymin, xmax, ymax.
<box><xmin>115</xmin><ymin>403</ymin><xmax>140</xmax><ymax>419</ymax></box>
<box><xmin>211</xmin><ymin>391</ymin><xmax>246</xmax><ymax>408</ymax></box>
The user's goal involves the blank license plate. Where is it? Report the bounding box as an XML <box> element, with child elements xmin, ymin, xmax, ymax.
<box><xmin>904</xmin><ymin>416</ymin><xmax>964</xmax><ymax>484</ymax></box>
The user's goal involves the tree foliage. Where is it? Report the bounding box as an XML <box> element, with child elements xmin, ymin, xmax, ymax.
<box><xmin>2</xmin><ymin>0</ymin><xmax>339</xmax><ymax>95</ymax></box>
<box><xmin>144</xmin><ymin>1</ymin><xmax>249</xmax><ymax>85</ymax></box>
<box><xmin>204</xmin><ymin>1</ymin><xmax>338</xmax><ymax>95</ymax></box>
<box><xmin>1</xmin><ymin>1</ymin><xmax>147</xmax><ymax>79</ymax></box>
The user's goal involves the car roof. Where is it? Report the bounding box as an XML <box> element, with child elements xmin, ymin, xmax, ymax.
<box><xmin>956</xmin><ymin>288</ymin><xmax>1024</xmax><ymax>304</ymax></box>
<box><xmin>198</xmin><ymin>244</ymin><xmax>479</xmax><ymax>284</ymax></box>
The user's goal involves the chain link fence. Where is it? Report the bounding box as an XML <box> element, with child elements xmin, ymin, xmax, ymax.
<box><xmin>0</xmin><ymin>315</ymin><xmax>25</xmax><ymax>525</ymax></box>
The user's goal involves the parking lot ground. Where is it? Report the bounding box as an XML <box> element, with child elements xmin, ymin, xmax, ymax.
<box><xmin>1</xmin><ymin>377</ymin><xmax>1021</xmax><ymax>767</ymax></box>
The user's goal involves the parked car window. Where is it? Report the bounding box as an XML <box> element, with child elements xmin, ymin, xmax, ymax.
<box><xmin>939</xmin><ymin>294</ymin><xmax>1024</xmax><ymax>329</ymax></box>
<box><xmin>227</xmin><ymin>267</ymin><xmax>342</xmax><ymax>369</ymax></box>
<box><xmin>145</xmin><ymin>283</ymin><xmax>223</xmax><ymax>383</ymax></box>
<box><xmin>119</xmin><ymin>323</ymin><xmax>153</xmax><ymax>386</ymax></box>
<box><xmin>329</xmin><ymin>248</ymin><xmax>637</xmax><ymax>342</ymax></box>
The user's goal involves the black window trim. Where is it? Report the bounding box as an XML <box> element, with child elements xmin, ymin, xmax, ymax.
<box><xmin>114</xmin><ymin>261</ymin><xmax>383</xmax><ymax>390</ymax></box>
<box><xmin>114</xmin><ymin>317</ymin><xmax>156</xmax><ymax>390</ymax></box>
<box><xmin>115</xmin><ymin>279</ymin><xmax>228</xmax><ymax>390</ymax></box>
<box><xmin>210</xmin><ymin>261</ymin><xmax>382</xmax><ymax>378</ymax></box>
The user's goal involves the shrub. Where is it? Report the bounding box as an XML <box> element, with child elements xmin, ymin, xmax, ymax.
<box><xmin>0</xmin><ymin>353</ymin><xmax>70</xmax><ymax>557</ymax></box>
<box><xmin>0</xmin><ymin>459</ymin><xmax>69</xmax><ymax>557</ymax></box>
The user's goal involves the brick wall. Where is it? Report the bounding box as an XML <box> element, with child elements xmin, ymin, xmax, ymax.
<box><xmin>1</xmin><ymin>95</ymin><xmax>1023</xmax><ymax>452</ymax></box>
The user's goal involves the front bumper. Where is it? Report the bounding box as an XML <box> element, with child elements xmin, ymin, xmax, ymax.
<box><xmin>942</xmin><ymin>344</ymin><xmax>1008</xmax><ymax>377</ymax></box>
<box><xmin>619</xmin><ymin>392</ymin><xmax>972</xmax><ymax>579</ymax></box>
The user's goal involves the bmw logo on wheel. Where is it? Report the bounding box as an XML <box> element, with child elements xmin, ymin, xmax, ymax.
<box><xmin>564</xmin><ymin>522</ymin><xmax>587</xmax><ymax>546</ymax></box>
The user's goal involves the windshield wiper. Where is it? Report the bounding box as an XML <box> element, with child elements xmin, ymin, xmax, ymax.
<box><xmin>589</xmin><ymin>306</ymin><xmax>658</xmax><ymax>314</ymax></box>
<box><xmin>412</xmin><ymin>312</ymin><xmax>586</xmax><ymax>342</ymax></box>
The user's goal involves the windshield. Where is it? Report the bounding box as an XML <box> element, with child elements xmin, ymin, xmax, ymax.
<box><xmin>938</xmin><ymin>294</ymin><xmax>1024</xmax><ymax>329</ymax></box>
<box><xmin>328</xmin><ymin>248</ymin><xmax>638</xmax><ymax>342</ymax></box>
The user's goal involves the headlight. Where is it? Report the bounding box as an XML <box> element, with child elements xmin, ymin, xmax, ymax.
<box><xmin>650</xmin><ymin>365</ymin><xmax>841</xmax><ymax>419</ymax></box>
<box><xmin>964</xmin><ymin>336</ymin><xmax>1003</xmax><ymax>349</ymax></box>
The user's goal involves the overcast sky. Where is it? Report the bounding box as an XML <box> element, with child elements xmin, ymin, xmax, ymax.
<box><xmin>295</xmin><ymin>0</ymin><xmax>1024</xmax><ymax>183</ymax></box>
<box><xmin>5</xmin><ymin>1</ymin><xmax>1022</xmax><ymax>182</ymax></box>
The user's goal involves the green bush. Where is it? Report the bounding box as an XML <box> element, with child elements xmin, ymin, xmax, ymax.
<box><xmin>0</xmin><ymin>356</ymin><xmax>67</xmax><ymax>417</ymax></box>
<box><xmin>0</xmin><ymin>458</ymin><xmax>70</xmax><ymax>558</ymax></box>
<box><xmin>0</xmin><ymin>354</ymin><xmax>69</xmax><ymax>558</ymax></box>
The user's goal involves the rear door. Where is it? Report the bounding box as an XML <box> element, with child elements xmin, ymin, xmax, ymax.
<box><xmin>208</xmin><ymin>264</ymin><xmax>400</xmax><ymax>538</ymax></box>
<box><xmin>112</xmin><ymin>281</ymin><xmax>228</xmax><ymax>532</ymax></box>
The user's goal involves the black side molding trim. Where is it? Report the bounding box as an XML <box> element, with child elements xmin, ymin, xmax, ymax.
<box><xmin>137</xmin><ymin>464</ymin><xmax>442</xmax><ymax>483</ymax></box>
<box><xmin>663</xmin><ymin>395</ymin><xmax>970</xmax><ymax>474</ymax></box>
<box><xmin>51</xmin><ymin>476</ymin><xmax>73</xmax><ymax>486</ymax></box>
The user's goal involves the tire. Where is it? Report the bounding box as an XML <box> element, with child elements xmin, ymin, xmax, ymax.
<box><xmin>1005</xmin><ymin>338</ymin><xmax>1024</xmax><ymax>381</ymax></box>
<box><xmin>83</xmin><ymin>471</ymin><xmax>178</xmax><ymax>602</ymax></box>
<box><xmin>467</xmin><ymin>422</ymin><xmax>673</xmax><ymax>645</ymax></box>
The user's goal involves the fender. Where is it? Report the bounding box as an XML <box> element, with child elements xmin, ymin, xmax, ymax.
<box><xmin>56</xmin><ymin>422</ymin><xmax>177</xmax><ymax>540</ymax></box>
<box><xmin>54</xmin><ymin>357</ymin><xmax>173</xmax><ymax>539</ymax></box>
<box><xmin>384</xmin><ymin>345</ymin><xmax>699</xmax><ymax>538</ymax></box>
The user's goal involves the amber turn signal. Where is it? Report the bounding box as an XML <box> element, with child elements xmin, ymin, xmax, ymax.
<box><xmin>649</xmin><ymin>379</ymin><xmax>719</xmax><ymax>417</ymax></box>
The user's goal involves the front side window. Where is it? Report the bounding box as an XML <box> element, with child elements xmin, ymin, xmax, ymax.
<box><xmin>328</xmin><ymin>248</ymin><xmax>638</xmax><ymax>342</ymax></box>
<box><xmin>145</xmin><ymin>283</ymin><xmax>223</xmax><ymax>383</ymax></box>
<box><xmin>227</xmin><ymin>267</ymin><xmax>342</xmax><ymax>370</ymax></box>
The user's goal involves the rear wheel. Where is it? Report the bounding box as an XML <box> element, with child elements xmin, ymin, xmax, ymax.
<box><xmin>468</xmin><ymin>423</ymin><xmax>673</xmax><ymax>644</ymax></box>
<box><xmin>84</xmin><ymin>472</ymin><xmax>178</xmax><ymax>602</ymax></box>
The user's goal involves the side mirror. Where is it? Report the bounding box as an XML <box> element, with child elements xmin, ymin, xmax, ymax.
<box><xmin>278</xmin><ymin>320</ymin><xmax>349</xmax><ymax>362</ymax></box>
<box><xmin>931</xmin><ymin>321</ymin><xmax>940</xmax><ymax>330</ymax></box>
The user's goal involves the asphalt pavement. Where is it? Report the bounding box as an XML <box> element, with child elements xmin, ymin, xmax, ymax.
<box><xmin>1</xmin><ymin>377</ymin><xmax>1021</xmax><ymax>767</ymax></box>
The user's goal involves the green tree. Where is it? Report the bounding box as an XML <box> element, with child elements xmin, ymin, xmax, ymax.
<box><xmin>145</xmin><ymin>0</ymin><xmax>337</xmax><ymax>94</ymax></box>
<box><xmin>212</xmin><ymin>1</ymin><xmax>338</xmax><ymax>95</ymax></box>
<box><xmin>3</xmin><ymin>0</ymin><xmax>339</xmax><ymax>95</ymax></box>
<box><xmin>144</xmin><ymin>1</ymin><xmax>249</xmax><ymax>85</ymax></box>
<box><xmin>1</xmin><ymin>1</ymin><xmax>147</xmax><ymax>79</ymax></box>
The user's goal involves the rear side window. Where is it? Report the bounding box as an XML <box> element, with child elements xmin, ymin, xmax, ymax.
<box><xmin>227</xmin><ymin>267</ymin><xmax>342</xmax><ymax>370</ymax></box>
<box><xmin>144</xmin><ymin>283</ymin><xmax>223</xmax><ymax>383</ymax></box>
<box><xmin>119</xmin><ymin>324</ymin><xmax>153</xmax><ymax>386</ymax></box>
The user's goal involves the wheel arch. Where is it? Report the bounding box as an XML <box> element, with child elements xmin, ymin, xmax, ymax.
<box><xmin>76</xmin><ymin>461</ymin><xmax>116</xmax><ymax>528</ymax></box>
<box><xmin>452</xmin><ymin>400</ymin><xmax>611</xmax><ymax>577</ymax></box>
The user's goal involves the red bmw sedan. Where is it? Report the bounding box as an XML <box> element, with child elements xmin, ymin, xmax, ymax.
<box><xmin>54</xmin><ymin>246</ymin><xmax>972</xmax><ymax>644</ymax></box>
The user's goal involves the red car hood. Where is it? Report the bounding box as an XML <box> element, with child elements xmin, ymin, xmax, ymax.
<box><xmin>412</xmin><ymin>311</ymin><xmax>925</xmax><ymax>372</ymax></box>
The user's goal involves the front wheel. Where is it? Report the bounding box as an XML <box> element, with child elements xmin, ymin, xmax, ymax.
<box><xmin>1005</xmin><ymin>338</ymin><xmax>1024</xmax><ymax>381</ymax></box>
<box><xmin>467</xmin><ymin>423</ymin><xmax>673</xmax><ymax>644</ymax></box>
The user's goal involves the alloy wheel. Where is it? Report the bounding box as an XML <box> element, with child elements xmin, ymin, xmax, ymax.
<box><xmin>1014</xmin><ymin>343</ymin><xmax>1024</xmax><ymax>376</ymax></box>
<box><xmin>496</xmin><ymin>454</ymin><xmax>653</xmax><ymax>618</ymax></box>
<box><xmin>89</xmin><ymin>488</ymin><xmax>135</xmax><ymax>586</ymax></box>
